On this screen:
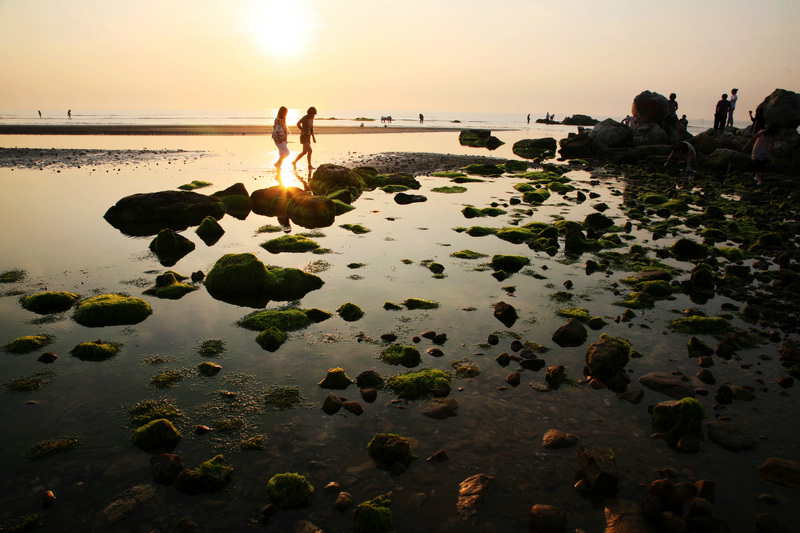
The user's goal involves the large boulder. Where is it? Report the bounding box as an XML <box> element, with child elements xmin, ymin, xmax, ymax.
<box><xmin>286</xmin><ymin>193</ymin><xmax>336</xmax><ymax>228</ymax></box>
<box><xmin>584</xmin><ymin>336</ymin><xmax>630</xmax><ymax>391</ymax></box>
<box><xmin>459</xmin><ymin>129</ymin><xmax>504</xmax><ymax>150</ymax></box>
<box><xmin>204</xmin><ymin>253</ymin><xmax>323</xmax><ymax>306</ymax></box>
<box><xmin>104</xmin><ymin>190</ymin><xmax>226</xmax><ymax>236</ymax></box>
<box><xmin>73</xmin><ymin>294</ymin><xmax>152</xmax><ymax>327</ymax></box>
<box><xmin>703</xmin><ymin>148</ymin><xmax>753</xmax><ymax>171</ymax></box>
<box><xmin>558</xmin><ymin>130</ymin><xmax>592</xmax><ymax>158</ymax></box>
<box><xmin>309</xmin><ymin>164</ymin><xmax>367</xmax><ymax>200</ymax></box>
<box><xmin>588</xmin><ymin>119</ymin><xmax>632</xmax><ymax>149</ymax></box>
<box><xmin>632</xmin><ymin>122</ymin><xmax>670</xmax><ymax>146</ymax></box>
<box><xmin>174</xmin><ymin>455</ymin><xmax>234</xmax><ymax>494</ymax></box>
<box><xmin>211</xmin><ymin>182</ymin><xmax>252</xmax><ymax>218</ymax></box>
<box><xmin>632</xmin><ymin>90</ymin><xmax>669</xmax><ymax>125</ymax></box>
<box><xmin>513</xmin><ymin>138</ymin><xmax>558</xmax><ymax>159</ymax></box>
<box><xmin>562</xmin><ymin>114</ymin><xmax>599</xmax><ymax>126</ymax></box>
<box><xmin>251</xmin><ymin>186</ymin><xmax>304</xmax><ymax>216</ymax></box>
<box><xmin>756</xmin><ymin>88</ymin><xmax>800</xmax><ymax>129</ymax></box>
<box><xmin>149</xmin><ymin>228</ymin><xmax>195</xmax><ymax>266</ymax></box>
<box><xmin>132</xmin><ymin>418</ymin><xmax>181</xmax><ymax>453</ymax></box>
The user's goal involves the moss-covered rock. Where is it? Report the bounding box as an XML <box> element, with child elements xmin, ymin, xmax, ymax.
<box><xmin>341</xmin><ymin>223</ymin><xmax>371</xmax><ymax>234</ymax></box>
<box><xmin>195</xmin><ymin>215</ymin><xmax>225</xmax><ymax>244</ymax></box>
<box><xmin>104</xmin><ymin>190</ymin><xmax>226</xmax><ymax>235</ymax></box>
<box><xmin>386</xmin><ymin>368</ymin><xmax>451</xmax><ymax>399</ymax></box>
<box><xmin>353</xmin><ymin>494</ymin><xmax>393</xmax><ymax>533</ymax></box>
<box><xmin>70</xmin><ymin>340</ymin><xmax>122</xmax><ymax>361</ymax></box>
<box><xmin>27</xmin><ymin>437</ymin><xmax>80</xmax><ymax>461</ymax></box>
<box><xmin>286</xmin><ymin>193</ymin><xmax>336</xmax><ymax>229</ymax></box>
<box><xmin>266</xmin><ymin>473</ymin><xmax>314</xmax><ymax>509</ymax></box>
<box><xmin>465</xmin><ymin>226</ymin><xmax>497</xmax><ymax>237</ymax></box>
<box><xmin>204</xmin><ymin>253</ymin><xmax>323</xmax><ymax>304</ymax></box>
<box><xmin>261</xmin><ymin>234</ymin><xmax>321</xmax><ymax>254</ymax></box>
<box><xmin>556</xmin><ymin>307</ymin><xmax>591</xmax><ymax>322</ymax></box>
<box><xmin>503</xmin><ymin>159</ymin><xmax>529</xmax><ymax>172</ymax></box>
<box><xmin>583</xmin><ymin>212</ymin><xmax>615</xmax><ymax>229</ymax></box>
<box><xmin>73</xmin><ymin>294</ymin><xmax>152</xmax><ymax>327</ymax></box>
<box><xmin>380</xmin><ymin>345</ymin><xmax>421</xmax><ymax>368</ymax></box>
<box><xmin>149</xmin><ymin>228</ymin><xmax>196</xmax><ymax>266</ymax></box>
<box><xmin>4</xmin><ymin>334</ymin><xmax>55</xmax><ymax>354</ymax></box>
<box><xmin>670</xmin><ymin>238</ymin><xmax>709</xmax><ymax>260</ymax></box>
<box><xmin>402</xmin><ymin>298</ymin><xmax>439</xmax><ymax>310</ymax></box>
<box><xmin>451</xmin><ymin>357</ymin><xmax>480</xmax><ymax>378</ymax></box>
<box><xmin>128</xmin><ymin>399</ymin><xmax>183</xmax><ymax>427</ymax></box>
<box><xmin>251</xmin><ymin>185</ymin><xmax>304</xmax><ymax>216</ymax></box>
<box><xmin>309</xmin><ymin>164</ymin><xmax>368</xmax><ymax>199</ymax></box>
<box><xmin>318</xmin><ymin>367</ymin><xmax>353</xmax><ymax>389</ymax></box>
<box><xmin>337</xmin><ymin>302</ymin><xmax>364</xmax><ymax>321</ymax></box>
<box><xmin>459</xmin><ymin>130</ymin><xmax>504</xmax><ymax>151</ymax></box>
<box><xmin>462</xmin><ymin>163</ymin><xmax>504</xmax><ymax>176</ymax></box>
<box><xmin>513</xmin><ymin>138</ymin><xmax>557</xmax><ymax>159</ymax></box>
<box><xmin>669</xmin><ymin>316</ymin><xmax>731</xmax><ymax>334</ymax></box>
<box><xmin>132</xmin><ymin>418</ymin><xmax>181</xmax><ymax>452</ymax></box>
<box><xmin>368</xmin><ymin>433</ymin><xmax>417</xmax><ymax>471</ymax></box>
<box><xmin>264</xmin><ymin>386</ymin><xmax>304</xmax><ymax>409</ymax></box>
<box><xmin>255</xmin><ymin>327</ymin><xmax>287</xmax><ymax>352</ymax></box>
<box><xmin>651</xmin><ymin>397</ymin><xmax>707</xmax><ymax>445</ymax></box>
<box><xmin>211</xmin><ymin>182</ymin><xmax>252</xmax><ymax>218</ymax></box>
<box><xmin>175</xmin><ymin>455</ymin><xmax>234</xmax><ymax>494</ymax></box>
<box><xmin>238</xmin><ymin>308</ymin><xmax>312</xmax><ymax>332</ymax></box>
<box><xmin>20</xmin><ymin>291</ymin><xmax>80</xmax><ymax>314</ymax></box>
<box><xmin>490</xmin><ymin>254</ymin><xmax>530</xmax><ymax>273</ymax></box>
<box><xmin>178</xmin><ymin>180</ymin><xmax>212</xmax><ymax>191</ymax></box>
<box><xmin>616</xmin><ymin>291</ymin><xmax>656</xmax><ymax>309</ymax></box>
<box><xmin>432</xmin><ymin>185</ymin><xmax>468</xmax><ymax>194</ymax></box>
<box><xmin>150</xmin><ymin>369</ymin><xmax>184</xmax><ymax>389</ymax></box>
<box><xmin>522</xmin><ymin>189</ymin><xmax>552</xmax><ymax>204</ymax></box>
<box><xmin>496</xmin><ymin>227</ymin><xmax>538</xmax><ymax>244</ymax></box>
<box><xmin>143</xmin><ymin>271</ymin><xmax>198</xmax><ymax>299</ymax></box>
<box><xmin>304</xmin><ymin>308</ymin><xmax>332</xmax><ymax>322</ymax></box>
<box><xmin>564</xmin><ymin>230</ymin><xmax>603</xmax><ymax>254</ymax></box>
<box><xmin>451</xmin><ymin>249</ymin><xmax>487</xmax><ymax>260</ymax></box>
<box><xmin>198</xmin><ymin>362</ymin><xmax>222</xmax><ymax>376</ymax></box>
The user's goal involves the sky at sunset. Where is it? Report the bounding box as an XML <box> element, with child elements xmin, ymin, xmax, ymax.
<box><xmin>1</xmin><ymin>0</ymin><xmax>799</xmax><ymax>120</ymax></box>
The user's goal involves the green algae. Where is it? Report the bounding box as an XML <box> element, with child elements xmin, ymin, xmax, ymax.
<box><xmin>431</xmin><ymin>171</ymin><xmax>466</xmax><ymax>178</ymax></box>
<box><xmin>318</xmin><ymin>367</ymin><xmax>353</xmax><ymax>389</ymax></box>
<box><xmin>380</xmin><ymin>345</ymin><xmax>421</xmax><ymax>368</ymax></box>
<box><xmin>178</xmin><ymin>180</ymin><xmax>212</xmax><ymax>190</ymax></box>
<box><xmin>451</xmin><ymin>249</ymin><xmax>487</xmax><ymax>260</ymax></box>
<box><xmin>669</xmin><ymin>316</ymin><xmax>731</xmax><ymax>334</ymax></box>
<box><xmin>238</xmin><ymin>308</ymin><xmax>312</xmax><ymax>332</ymax></box>
<box><xmin>495</xmin><ymin>227</ymin><xmax>537</xmax><ymax>244</ymax></box>
<box><xmin>70</xmin><ymin>341</ymin><xmax>122</xmax><ymax>361</ymax></box>
<box><xmin>402</xmin><ymin>298</ymin><xmax>439</xmax><ymax>310</ymax></box>
<box><xmin>20</xmin><ymin>291</ymin><xmax>80</xmax><ymax>314</ymax></box>
<box><xmin>143</xmin><ymin>271</ymin><xmax>197</xmax><ymax>299</ymax></box>
<box><xmin>213</xmin><ymin>418</ymin><xmax>244</xmax><ymax>433</ymax></box>
<box><xmin>128</xmin><ymin>399</ymin><xmax>183</xmax><ymax>427</ymax></box>
<box><xmin>197</xmin><ymin>339</ymin><xmax>226</xmax><ymax>358</ymax></box>
<box><xmin>198</xmin><ymin>362</ymin><xmax>222</xmax><ymax>376</ymax></box>
<box><xmin>451</xmin><ymin>357</ymin><xmax>480</xmax><ymax>378</ymax></box>
<box><xmin>341</xmin><ymin>223</ymin><xmax>371</xmax><ymax>234</ymax></box>
<box><xmin>386</xmin><ymin>368</ymin><xmax>450</xmax><ymax>399</ymax></box>
<box><xmin>367</xmin><ymin>433</ymin><xmax>417</xmax><ymax>469</ymax></box>
<box><xmin>337</xmin><ymin>302</ymin><xmax>364</xmax><ymax>321</ymax></box>
<box><xmin>4</xmin><ymin>370</ymin><xmax>55</xmax><ymax>394</ymax></box>
<box><xmin>353</xmin><ymin>494</ymin><xmax>392</xmax><ymax>533</ymax></box>
<box><xmin>0</xmin><ymin>269</ymin><xmax>26</xmax><ymax>283</ymax></box>
<box><xmin>432</xmin><ymin>185</ymin><xmax>467</xmax><ymax>193</ymax></box>
<box><xmin>4</xmin><ymin>334</ymin><xmax>55</xmax><ymax>354</ymax></box>
<box><xmin>616</xmin><ymin>291</ymin><xmax>656</xmax><ymax>309</ymax></box>
<box><xmin>150</xmin><ymin>369</ymin><xmax>185</xmax><ymax>389</ymax></box>
<box><xmin>178</xmin><ymin>455</ymin><xmax>233</xmax><ymax>494</ymax></box>
<box><xmin>73</xmin><ymin>294</ymin><xmax>153</xmax><ymax>327</ymax></box>
<box><xmin>522</xmin><ymin>190</ymin><xmax>551</xmax><ymax>204</ymax></box>
<box><xmin>26</xmin><ymin>437</ymin><xmax>80</xmax><ymax>461</ymax></box>
<box><xmin>264</xmin><ymin>385</ymin><xmax>304</xmax><ymax>409</ymax></box>
<box><xmin>241</xmin><ymin>435</ymin><xmax>268</xmax><ymax>450</ymax></box>
<box><xmin>465</xmin><ymin>226</ymin><xmax>497</xmax><ymax>237</ymax></box>
<box><xmin>556</xmin><ymin>307</ymin><xmax>591</xmax><ymax>322</ymax></box>
<box><xmin>461</xmin><ymin>163</ymin><xmax>504</xmax><ymax>176</ymax></box>
<box><xmin>651</xmin><ymin>397</ymin><xmax>707</xmax><ymax>444</ymax></box>
<box><xmin>132</xmin><ymin>418</ymin><xmax>181</xmax><ymax>452</ymax></box>
<box><xmin>261</xmin><ymin>234</ymin><xmax>320</xmax><ymax>253</ymax></box>
<box><xmin>266</xmin><ymin>473</ymin><xmax>314</xmax><ymax>509</ymax></box>
<box><xmin>204</xmin><ymin>253</ymin><xmax>323</xmax><ymax>302</ymax></box>
<box><xmin>5</xmin><ymin>513</ymin><xmax>43</xmax><ymax>531</ymax></box>
<box><xmin>490</xmin><ymin>254</ymin><xmax>530</xmax><ymax>273</ymax></box>
<box><xmin>195</xmin><ymin>215</ymin><xmax>225</xmax><ymax>243</ymax></box>
<box><xmin>256</xmin><ymin>327</ymin><xmax>287</xmax><ymax>351</ymax></box>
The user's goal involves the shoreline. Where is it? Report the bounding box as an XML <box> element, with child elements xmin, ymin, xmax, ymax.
<box><xmin>0</xmin><ymin>124</ymin><xmax>477</xmax><ymax>136</ymax></box>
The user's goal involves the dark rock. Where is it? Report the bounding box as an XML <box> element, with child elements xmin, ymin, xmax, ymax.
<box><xmin>577</xmin><ymin>445</ymin><xmax>619</xmax><ymax>493</ymax></box>
<box><xmin>758</xmin><ymin>458</ymin><xmax>800</xmax><ymax>488</ymax></box>
<box><xmin>638</xmin><ymin>371</ymin><xmax>695</xmax><ymax>399</ymax></box>
<box><xmin>542</xmin><ymin>429</ymin><xmax>578</xmax><ymax>449</ymax></box>
<box><xmin>715</xmin><ymin>384</ymin><xmax>734</xmax><ymax>405</ymax></box>
<box><xmin>754</xmin><ymin>513</ymin><xmax>794</xmax><ymax>533</ymax></box>
<box><xmin>697</xmin><ymin>368</ymin><xmax>716</xmax><ymax>385</ymax></box>
<box><xmin>322</xmin><ymin>393</ymin><xmax>343</xmax><ymax>415</ymax></box>
<box><xmin>394</xmin><ymin>192</ymin><xmax>427</xmax><ymax>204</ymax></box>
<box><xmin>706</xmin><ymin>420</ymin><xmax>757</xmax><ymax>451</ymax></box>
<box><xmin>104</xmin><ymin>190</ymin><xmax>226</xmax><ymax>236</ymax></box>
<box><xmin>457</xmin><ymin>474</ymin><xmax>493</xmax><ymax>519</ymax></box>
<box><xmin>420</xmin><ymin>397</ymin><xmax>458</xmax><ymax>419</ymax></box>
<box><xmin>584</xmin><ymin>336</ymin><xmax>630</xmax><ymax>391</ymax></box>
<box><xmin>494</xmin><ymin>301</ymin><xmax>518</xmax><ymax>328</ymax></box>
<box><xmin>512</xmin><ymin>138</ymin><xmax>557</xmax><ymax>159</ymax></box>
<box><xmin>427</xmin><ymin>449</ymin><xmax>449</xmax><ymax>463</ymax></box>
<box><xmin>530</xmin><ymin>504</ymin><xmax>568</xmax><ymax>533</ymax></box>
<box><xmin>552</xmin><ymin>318</ymin><xmax>587</xmax><ymax>347</ymax></box>
<box><xmin>150</xmin><ymin>453</ymin><xmax>184</xmax><ymax>485</ymax></box>
<box><xmin>756</xmin><ymin>88</ymin><xmax>800</xmax><ymax>129</ymax></box>
<box><xmin>507</xmin><ymin>371</ymin><xmax>521</xmax><ymax>386</ymax></box>
<box><xmin>360</xmin><ymin>388</ymin><xmax>378</xmax><ymax>403</ymax></box>
<box><xmin>343</xmin><ymin>401</ymin><xmax>364</xmax><ymax>415</ymax></box>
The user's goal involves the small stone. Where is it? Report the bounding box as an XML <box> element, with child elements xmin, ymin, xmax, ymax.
<box><xmin>360</xmin><ymin>388</ymin><xmax>378</xmax><ymax>403</ymax></box>
<box><xmin>324</xmin><ymin>482</ymin><xmax>340</xmax><ymax>492</ymax></box>
<box><xmin>194</xmin><ymin>425</ymin><xmax>213</xmax><ymax>434</ymax></box>
<box><xmin>427</xmin><ymin>449</ymin><xmax>449</xmax><ymax>462</ymax></box>
<box><xmin>343</xmin><ymin>401</ymin><xmax>363</xmax><ymax>416</ymax></box>
<box><xmin>507</xmin><ymin>371</ymin><xmax>521</xmax><ymax>386</ymax></box>
<box><xmin>322</xmin><ymin>393</ymin><xmax>343</xmax><ymax>415</ymax></box>
<box><xmin>334</xmin><ymin>491</ymin><xmax>352</xmax><ymax>512</ymax></box>
<box><xmin>42</xmin><ymin>490</ymin><xmax>56</xmax><ymax>508</ymax></box>
<box><xmin>38</xmin><ymin>352</ymin><xmax>58</xmax><ymax>363</ymax></box>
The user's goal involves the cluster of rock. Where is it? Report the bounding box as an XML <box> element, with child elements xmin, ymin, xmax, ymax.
<box><xmin>556</xmin><ymin>88</ymin><xmax>800</xmax><ymax>170</ymax></box>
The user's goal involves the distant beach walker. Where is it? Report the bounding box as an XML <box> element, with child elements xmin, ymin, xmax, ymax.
<box><xmin>381</xmin><ymin>116</ymin><xmax>393</xmax><ymax>123</ymax></box>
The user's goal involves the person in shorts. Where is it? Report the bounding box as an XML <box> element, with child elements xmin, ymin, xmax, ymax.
<box><xmin>292</xmin><ymin>106</ymin><xmax>317</xmax><ymax>169</ymax></box>
<box><xmin>743</xmin><ymin>124</ymin><xmax>778</xmax><ymax>185</ymax></box>
<box><xmin>272</xmin><ymin>106</ymin><xmax>290</xmax><ymax>169</ymax></box>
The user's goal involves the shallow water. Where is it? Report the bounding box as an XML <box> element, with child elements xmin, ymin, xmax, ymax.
<box><xmin>0</xmin><ymin>131</ymin><xmax>798</xmax><ymax>532</ymax></box>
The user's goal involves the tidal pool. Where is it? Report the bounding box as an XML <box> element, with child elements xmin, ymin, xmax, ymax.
<box><xmin>0</xmin><ymin>132</ymin><xmax>797</xmax><ymax>532</ymax></box>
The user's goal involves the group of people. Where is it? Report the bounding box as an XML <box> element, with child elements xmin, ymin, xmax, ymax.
<box><xmin>272</xmin><ymin>106</ymin><xmax>317</xmax><ymax>170</ymax></box>
<box><xmin>713</xmin><ymin>88</ymin><xmax>738</xmax><ymax>137</ymax></box>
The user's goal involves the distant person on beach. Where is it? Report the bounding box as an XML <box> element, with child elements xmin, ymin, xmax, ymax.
<box><xmin>292</xmin><ymin>107</ymin><xmax>317</xmax><ymax>169</ymax></box>
<box><xmin>749</xmin><ymin>107</ymin><xmax>765</xmax><ymax>136</ymax></box>
<box><xmin>713</xmin><ymin>94</ymin><xmax>731</xmax><ymax>137</ymax></box>
<box><xmin>666</xmin><ymin>93</ymin><xmax>678</xmax><ymax>119</ymax></box>
<box><xmin>679</xmin><ymin>115</ymin><xmax>688</xmax><ymax>130</ymax></box>
<box><xmin>545</xmin><ymin>112</ymin><xmax>550</xmax><ymax>121</ymax></box>
<box><xmin>38</xmin><ymin>110</ymin><xmax>41</xmax><ymax>118</ymax></box>
<box><xmin>621</xmin><ymin>115</ymin><xmax>636</xmax><ymax>127</ymax></box>
<box><xmin>272</xmin><ymin>106</ymin><xmax>290</xmax><ymax>169</ymax></box>
<box><xmin>419</xmin><ymin>114</ymin><xmax>424</xmax><ymax>124</ymax></box>
<box><xmin>527</xmin><ymin>114</ymin><xmax>530</xmax><ymax>124</ymax></box>
<box><xmin>743</xmin><ymin>124</ymin><xmax>778</xmax><ymax>185</ymax></box>
<box><xmin>68</xmin><ymin>109</ymin><xmax>72</xmax><ymax>119</ymax></box>
<box><xmin>665</xmin><ymin>140</ymin><xmax>698</xmax><ymax>171</ymax></box>
<box><xmin>727</xmin><ymin>88</ymin><xmax>738</xmax><ymax>127</ymax></box>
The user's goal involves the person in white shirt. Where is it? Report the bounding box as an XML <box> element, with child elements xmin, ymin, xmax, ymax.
<box><xmin>727</xmin><ymin>88</ymin><xmax>738</xmax><ymax>127</ymax></box>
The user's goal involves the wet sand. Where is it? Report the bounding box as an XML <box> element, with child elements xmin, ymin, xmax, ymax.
<box><xmin>0</xmin><ymin>124</ymin><xmax>467</xmax><ymax>136</ymax></box>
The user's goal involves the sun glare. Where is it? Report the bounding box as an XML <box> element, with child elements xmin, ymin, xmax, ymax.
<box><xmin>242</xmin><ymin>1</ymin><xmax>309</xmax><ymax>59</ymax></box>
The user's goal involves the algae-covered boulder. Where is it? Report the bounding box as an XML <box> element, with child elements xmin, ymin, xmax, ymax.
<box><xmin>318</xmin><ymin>367</ymin><xmax>353</xmax><ymax>389</ymax></box>
<box><xmin>3</xmin><ymin>334</ymin><xmax>55</xmax><ymax>354</ymax></box>
<box><xmin>197</xmin><ymin>362</ymin><xmax>222</xmax><ymax>376</ymax></box>
<box><xmin>583</xmin><ymin>212</ymin><xmax>614</xmax><ymax>229</ymax></box>
<box><xmin>175</xmin><ymin>454</ymin><xmax>234</xmax><ymax>494</ymax></box>
<box><xmin>669</xmin><ymin>316</ymin><xmax>730</xmax><ymax>334</ymax></box>
<box><xmin>462</xmin><ymin>163</ymin><xmax>504</xmax><ymax>176</ymax></box>
<box><xmin>380</xmin><ymin>345</ymin><xmax>421</xmax><ymax>368</ymax></box>
<box><xmin>70</xmin><ymin>340</ymin><xmax>122</xmax><ymax>361</ymax></box>
<box><xmin>513</xmin><ymin>138</ymin><xmax>557</xmax><ymax>159</ymax></box>
<box><xmin>650</xmin><ymin>397</ymin><xmax>707</xmax><ymax>446</ymax></box>
<box><xmin>143</xmin><ymin>271</ymin><xmax>197</xmax><ymax>299</ymax></box>
<box><xmin>73</xmin><ymin>294</ymin><xmax>153</xmax><ymax>327</ymax></box>
<box><xmin>309</xmin><ymin>164</ymin><xmax>367</xmax><ymax>200</ymax></box>
<box><xmin>20</xmin><ymin>291</ymin><xmax>80</xmax><ymax>314</ymax></box>
<box><xmin>211</xmin><ymin>182</ymin><xmax>252</xmax><ymax>218</ymax></box>
<box><xmin>368</xmin><ymin>433</ymin><xmax>417</xmax><ymax>471</ymax></box>
<box><xmin>266</xmin><ymin>473</ymin><xmax>314</xmax><ymax>509</ymax></box>
<box><xmin>353</xmin><ymin>494</ymin><xmax>392</xmax><ymax>533</ymax></box>
<box><xmin>204</xmin><ymin>253</ymin><xmax>323</xmax><ymax>305</ymax></box>
<box><xmin>584</xmin><ymin>335</ymin><xmax>631</xmax><ymax>391</ymax></box>
<box><xmin>104</xmin><ymin>190</ymin><xmax>226</xmax><ymax>236</ymax></box>
<box><xmin>386</xmin><ymin>368</ymin><xmax>451</xmax><ymax>399</ymax></box>
<box><xmin>286</xmin><ymin>193</ymin><xmax>336</xmax><ymax>229</ymax></box>
<box><xmin>588</xmin><ymin>119</ymin><xmax>633</xmax><ymax>149</ymax></box>
<box><xmin>503</xmin><ymin>159</ymin><xmax>528</xmax><ymax>172</ymax></box>
<box><xmin>564</xmin><ymin>230</ymin><xmax>603</xmax><ymax>254</ymax></box>
<box><xmin>250</xmin><ymin>185</ymin><xmax>304</xmax><ymax>216</ymax></box>
<box><xmin>255</xmin><ymin>326</ymin><xmax>287</xmax><ymax>352</ymax></box>
<box><xmin>459</xmin><ymin>129</ymin><xmax>504</xmax><ymax>150</ymax></box>
<box><xmin>132</xmin><ymin>418</ymin><xmax>181</xmax><ymax>453</ymax></box>
<box><xmin>239</xmin><ymin>308</ymin><xmax>313</xmax><ymax>332</ymax></box>
<box><xmin>703</xmin><ymin>149</ymin><xmax>753</xmax><ymax>171</ymax></box>
<box><xmin>195</xmin><ymin>216</ymin><xmax>225</xmax><ymax>245</ymax></box>
<box><xmin>261</xmin><ymin>234</ymin><xmax>320</xmax><ymax>254</ymax></box>
<box><xmin>149</xmin><ymin>228</ymin><xmax>196</xmax><ymax>266</ymax></box>
<box><xmin>490</xmin><ymin>254</ymin><xmax>530</xmax><ymax>273</ymax></box>
<box><xmin>337</xmin><ymin>302</ymin><xmax>364</xmax><ymax>321</ymax></box>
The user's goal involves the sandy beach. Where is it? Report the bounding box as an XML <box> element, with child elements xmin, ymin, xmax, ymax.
<box><xmin>0</xmin><ymin>123</ymin><xmax>468</xmax><ymax>136</ymax></box>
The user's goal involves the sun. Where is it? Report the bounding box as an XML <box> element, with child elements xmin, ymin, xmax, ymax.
<box><xmin>241</xmin><ymin>0</ymin><xmax>310</xmax><ymax>59</ymax></box>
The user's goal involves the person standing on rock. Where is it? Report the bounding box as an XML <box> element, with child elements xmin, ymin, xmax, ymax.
<box><xmin>713</xmin><ymin>94</ymin><xmax>731</xmax><ymax>137</ymax></box>
<box><xmin>727</xmin><ymin>88</ymin><xmax>738</xmax><ymax>127</ymax></box>
<box><xmin>743</xmin><ymin>124</ymin><xmax>778</xmax><ymax>185</ymax></box>
<box><xmin>749</xmin><ymin>107</ymin><xmax>765</xmax><ymax>136</ymax></box>
<box><xmin>272</xmin><ymin>106</ymin><xmax>290</xmax><ymax>169</ymax></box>
<box><xmin>292</xmin><ymin>106</ymin><xmax>317</xmax><ymax>170</ymax></box>
<box><xmin>666</xmin><ymin>93</ymin><xmax>678</xmax><ymax>119</ymax></box>
<box><xmin>679</xmin><ymin>115</ymin><xmax>688</xmax><ymax>130</ymax></box>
